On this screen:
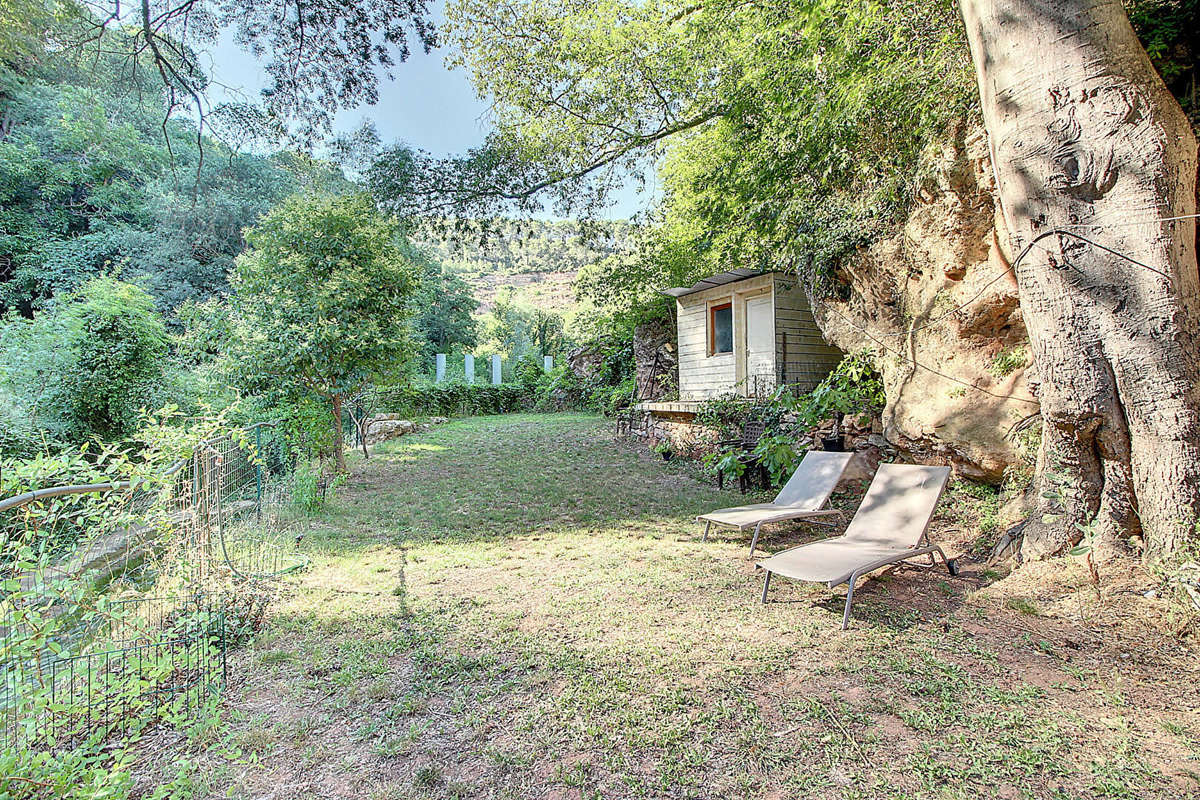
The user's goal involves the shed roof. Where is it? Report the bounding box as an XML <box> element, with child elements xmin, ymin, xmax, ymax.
<box><xmin>661</xmin><ymin>269</ymin><xmax>773</xmax><ymax>299</ymax></box>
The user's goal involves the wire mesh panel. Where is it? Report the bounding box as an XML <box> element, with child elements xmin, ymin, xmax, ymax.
<box><xmin>779</xmin><ymin>361</ymin><xmax>837</xmax><ymax>395</ymax></box>
<box><xmin>0</xmin><ymin>419</ymin><xmax>306</xmax><ymax>752</ymax></box>
<box><xmin>0</xmin><ymin>593</ymin><xmax>226</xmax><ymax>750</ymax></box>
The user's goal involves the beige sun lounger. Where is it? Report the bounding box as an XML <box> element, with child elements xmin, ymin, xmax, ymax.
<box><xmin>757</xmin><ymin>463</ymin><xmax>957</xmax><ymax>629</ymax></box>
<box><xmin>698</xmin><ymin>450</ymin><xmax>856</xmax><ymax>555</ymax></box>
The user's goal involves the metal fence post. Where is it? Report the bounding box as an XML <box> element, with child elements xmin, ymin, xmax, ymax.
<box><xmin>254</xmin><ymin>424</ymin><xmax>263</xmax><ymax>522</ymax></box>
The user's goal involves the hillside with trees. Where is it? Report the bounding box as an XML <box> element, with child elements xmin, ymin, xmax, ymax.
<box><xmin>417</xmin><ymin>218</ymin><xmax>636</xmax><ymax>314</ymax></box>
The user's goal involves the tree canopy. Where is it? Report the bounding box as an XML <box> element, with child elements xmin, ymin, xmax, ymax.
<box><xmin>230</xmin><ymin>193</ymin><xmax>418</xmax><ymax>470</ymax></box>
<box><xmin>0</xmin><ymin>0</ymin><xmax>437</xmax><ymax>144</ymax></box>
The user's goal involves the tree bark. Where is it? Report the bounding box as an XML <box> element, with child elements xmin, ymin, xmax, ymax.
<box><xmin>331</xmin><ymin>393</ymin><xmax>348</xmax><ymax>474</ymax></box>
<box><xmin>959</xmin><ymin>0</ymin><xmax>1200</xmax><ymax>559</ymax></box>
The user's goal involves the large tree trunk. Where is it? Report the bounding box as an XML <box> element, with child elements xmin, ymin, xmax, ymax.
<box><xmin>959</xmin><ymin>0</ymin><xmax>1200</xmax><ymax>559</ymax></box>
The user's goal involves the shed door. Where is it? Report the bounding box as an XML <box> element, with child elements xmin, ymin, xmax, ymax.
<box><xmin>745</xmin><ymin>294</ymin><xmax>774</xmax><ymax>393</ymax></box>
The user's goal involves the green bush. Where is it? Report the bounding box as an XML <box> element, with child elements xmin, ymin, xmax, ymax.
<box><xmin>64</xmin><ymin>278</ymin><xmax>170</xmax><ymax>440</ymax></box>
<box><xmin>0</xmin><ymin>277</ymin><xmax>169</xmax><ymax>446</ymax></box>
<box><xmin>372</xmin><ymin>381</ymin><xmax>536</xmax><ymax>418</ymax></box>
<box><xmin>791</xmin><ymin>351</ymin><xmax>885</xmax><ymax>430</ymax></box>
<box><xmin>694</xmin><ymin>394</ymin><xmax>758</xmax><ymax>439</ymax></box>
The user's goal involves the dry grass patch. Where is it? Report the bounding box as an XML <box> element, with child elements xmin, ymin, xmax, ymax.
<box><xmin>134</xmin><ymin>413</ymin><xmax>1200</xmax><ymax>799</ymax></box>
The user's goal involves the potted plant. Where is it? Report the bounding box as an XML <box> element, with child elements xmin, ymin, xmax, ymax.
<box><xmin>823</xmin><ymin>412</ymin><xmax>846</xmax><ymax>452</ymax></box>
<box><xmin>653</xmin><ymin>439</ymin><xmax>675</xmax><ymax>461</ymax></box>
<box><xmin>793</xmin><ymin>352</ymin><xmax>885</xmax><ymax>452</ymax></box>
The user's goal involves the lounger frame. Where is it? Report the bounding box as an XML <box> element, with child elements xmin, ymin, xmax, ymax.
<box><xmin>698</xmin><ymin>450</ymin><xmax>855</xmax><ymax>555</ymax></box>
<box><xmin>701</xmin><ymin>509</ymin><xmax>842</xmax><ymax>556</ymax></box>
<box><xmin>757</xmin><ymin>464</ymin><xmax>957</xmax><ymax>629</ymax></box>
<box><xmin>759</xmin><ymin>531</ymin><xmax>958</xmax><ymax>629</ymax></box>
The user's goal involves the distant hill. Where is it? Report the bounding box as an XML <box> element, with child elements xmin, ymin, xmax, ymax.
<box><xmin>418</xmin><ymin>219</ymin><xmax>636</xmax><ymax>314</ymax></box>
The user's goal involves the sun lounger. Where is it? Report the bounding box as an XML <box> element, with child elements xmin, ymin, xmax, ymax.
<box><xmin>757</xmin><ymin>463</ymin><xmax>957</xmax><ymax>629</ymax></box>
<box><xmin>698</xmin><ymin>450</ymin><xmax>856</xmax><ymax>555</ymax></box>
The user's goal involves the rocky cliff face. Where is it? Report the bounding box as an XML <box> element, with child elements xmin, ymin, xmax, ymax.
<box><xmin>632</xmin><ymin>318</ymin><xmax>677</xmax><ymax>402</ymax></box>
<box><xmin>814</xmin><ymin>125</ymin><xmax>1040</xmax><ymax>482</ymax></box>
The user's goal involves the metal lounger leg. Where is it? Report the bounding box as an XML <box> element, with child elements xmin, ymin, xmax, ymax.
<box><xmin>748</xmin><ymin>521</ymin><xmax>764</xmax><ymax>556</ymax></box>
<box><xmin>842</xmin><ymin>573</ymin><xmax>862</xmax><ymax>630</ymax></box>
<box><xmin>761</xmin><ymin>571</ymin><xmax>772</xmax><ymax>603</ymax></box>
<box><xmin>702</xmin><ymin>520</ymin><xmax>712</xmax><ymax>542</ymax></box>
<box><xmin>930</xmin><ymin>544</ymin><xmax>960</xmax><ymax>575</ymax></box>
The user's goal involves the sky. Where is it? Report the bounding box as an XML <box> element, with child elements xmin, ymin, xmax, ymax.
<box><xmin>202</xmin><ymin>4</ymin><xmax>655</xmax><ymax>220</ymax></box>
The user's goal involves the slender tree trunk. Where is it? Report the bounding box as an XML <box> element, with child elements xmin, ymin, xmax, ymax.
<box><xmin>959</xmin><ymin>0</ymin><xmax>1200</xmax><ymax>559</ymax></box>
<box><xmin>331</xmin><ymin>393</ymin><xmax>348</xmax><ymax>474</ymax></box>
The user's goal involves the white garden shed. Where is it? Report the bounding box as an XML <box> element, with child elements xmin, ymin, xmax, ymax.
<box><xmin>662</xmin><ymin>269</ymin><xmax>843</xmax><ymax>401</ymax></box>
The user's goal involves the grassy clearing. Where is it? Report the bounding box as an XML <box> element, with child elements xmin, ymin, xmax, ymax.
<box><xmin>137</xmin><ymin>413</ymin><xmax>1200</xmax><ymax>799</ymax></box>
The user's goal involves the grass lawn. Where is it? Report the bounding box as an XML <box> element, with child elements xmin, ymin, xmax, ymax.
<box><xmin>139</xmin><ymin>413</ymin><xmax>1200</xmax><ymax>799</ymax></box>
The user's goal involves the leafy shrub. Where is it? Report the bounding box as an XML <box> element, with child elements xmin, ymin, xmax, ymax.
<box><xmin>372</xmin><ymin>381</ymin><xmax>536</xmax><ymax>418</ymax></box>
<box><xmin>0</xmin><ymin>448</ymin><xmax>119</xmax><ymax>558</ymax></box>
<box><xmin>791</xmin><ymin>351</ymin><xmax>885</xmax><ymax>429</ymax></box>
<box><xmin>0</xmin><ymin>277</ymin><xmax>169</xmax><ymax>445</ymax></box>
<box><xmin>586</xmin><ymin>375</ymin><xmax>637</xmax><ymax>416</ymax></box>
<box><xmin>511</xmin><ymin>352</ymin><xmax>548</xmax><ymax>391</ymax></box>
<box><xmin>291</xmin><ymin>458</ymin><xmax>333</xmax><ymax>513</ymax></box>
<box><xmin>752</xmin><ymin>434</ymin><xmax>801</xmax><ymax>486</ymax></box>
<box><xmin>0</xmin><ymin>741</ymin><xmax>134</xmax><ymax>799</ymax></box>
<box><xmin>63</xmin><ymin>278</ymin><xmax>170</xmax><ymax>440</ymax></box>
<box><xmin>694</xmin><ymin>394</ymin><xmax>759</xmax><ymax>439</ymax></box>
<box><xmin>276</xmin><ymin>395</ymin><xmax>338</xmax><ymax>462</ymax></box>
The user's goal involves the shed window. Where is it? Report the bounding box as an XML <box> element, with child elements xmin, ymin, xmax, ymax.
<box><xmin>709</xmin><ymin>302</ymin><xmax>733</xmax><ymax>355</ymax></box>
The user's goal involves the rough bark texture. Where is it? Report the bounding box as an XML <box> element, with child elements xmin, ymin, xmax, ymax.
<box><xmin>959</xmin><ymin>0</ymin><xmax>1200</xmax><ymax>559</ymax></box>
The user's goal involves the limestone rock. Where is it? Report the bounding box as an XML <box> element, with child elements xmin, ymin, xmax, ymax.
<box><xmin>364</xmin><ymin>414</ymin><xmax>417</xmax><ymax>445</ymax></box>
<box><xmin>567</xmin><ymin>347</ymin><xmax>604</xmax><ymax>381</ymax></box>
<box><xmin>813</xmin><ymin>123</ymin><xmax>1038</xmax><ymax>482</ymax></box>
<box><xmin>633</xmin><ymin>318</ymin><xmax>678</xmax><ymax>401</ymax></box>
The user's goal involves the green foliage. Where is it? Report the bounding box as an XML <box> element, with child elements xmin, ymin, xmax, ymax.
<box><xmin>275</xmin><ymin>395</ymin><xmax>338</xmax><ymax>462</ymax></box>
<box><xmin>61</xmin><ymin>277</ymin><xmax>169</xmax><ymax>440</ymax></box>
<box><xmin>0</xmin><ymin>277</ymin><xmax>168</xmax><ymax>443</ymax></box>
<box><xmin>409</xmin><ymin>254</ymin><xmax>479</xmax><ymax>364</ymax></box>
<box><xmin>705</xmin><ymin>448</ymin><xmax>747</xmax><ymax>480</ymax></box>
<box><xmin>690</xmin><ymin>354</ymin><xmax>882</xmax><ymax>486</ymax></box>
<box><xmin>989</xmin><ymin>346</ymin><xmax>1029</xmax><ymax>378</ymax></box>
<box><xmin>0</xmin><ymin>446</ymin><xmax>120</xmax><ymax>557</ymax></box>
<box><xmin>1125</xmin><ymin>0</ymin><xmax>1200</xmax><ymax>118</ymax></box>
<box><xmin>291</xmin><ymin>459</ymin><xmax>333</xmax><ymax>514</ymax></box>
<box><xmin>0</xmin><ymin>54</ymin><xmax>329</xmax><ymax>316</ymax></box>
<box><xmin>574</xmin><ymin>219</ymin><xmax>702</xmax><ymax>325</ymax></box>
<box><xmin>751</xmin><ymin>434</ymin><xmax>801</xmax><ymax>486</ymax></box>
<box><xmin>694</xmin><ymin>394</ymin><xmax>758</xmax><ymax>440</ymax></box>
<box><xmin>511</xmin><ymin>353</ymin><xmax>549</xmax><ymax>392</ymax></box>
<box><xmin>231</xmin><ymin>193</ymin><xmax>419</xmax><ymax>468</ymax></box>
<box><xmin>2</xmin><ymin>1</ymin><xmax>435</xmax><ymax>146</ymax></box>
<box><xmin>791</xmin><ymin>352</ymin><xmax>886</xmax><ymax>429</ymax></box>
<box><xmin>232</xmin><ymin>193</ymin><xmax>417</xmax><ymax>398</ymax></box>
<box><xmin>373</xmin><ymin>381</ymin><xmax>536</xmax><ymax>418</ymax></box>
<box><xmin>527</xmin><ymin>317</ymin><xmax>637</xmax><ymax>416</ymax></box>
<box><xmin>436</xmin><ymin>0</ymin><xmax>974</xmax><ymax>281</ymax></box>
<box><xmin>0</xmin><ymin>740</ymin><xmax>135</xmax><ymax>799</ymax></box>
